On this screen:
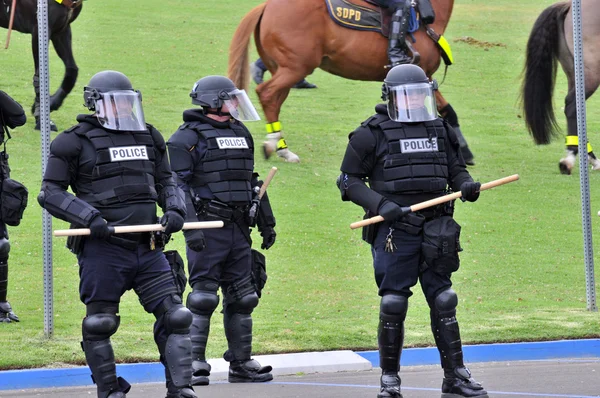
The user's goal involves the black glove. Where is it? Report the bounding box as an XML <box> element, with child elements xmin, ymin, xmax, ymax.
<box><xmin>160</xmin><ymin>210</ymin><xmax>185</xmax><ymax>234</ymax></box>
<box><xmin>377</xmin><ymin>199</ymin><xmax>406</xmax><ymax>222</ymax></box>
<box><xmin>460</xmin><ymin>181</ymin><xmax>481</xmax><ymax>202</ymax></box>
<box><xmin>184</xmin><ymin>229</ymin><xmax>206</xmax><ymax>252</ymax></box>
<box><xmin>88</xmin><ymin>215</ymin><xmax>113</xmax><ymax>240</ymax></box>
<box><xmin>260</xmin><ymin>227</ymin><xmax>276</xmax><ymax>250</ymax></box>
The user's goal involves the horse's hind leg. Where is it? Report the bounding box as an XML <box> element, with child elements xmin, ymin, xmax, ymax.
<box><xmin>561</xmin><ymin>78</ymin><xmax>600</xmax><ymax>174</ymax></box>
<box><xmin>30</xmin><ymin>29</ymin><xmax>57</xmax><ymax>132</ymax></box>
<box><xmin>49</xmin><ymin>26</ymin><xmax>78</xmax><ymax>111</ymax></box>
<box><xmin>256</xmin><ymin>67</ymin><xmax>306</xmax><ymax>163</ymax></box>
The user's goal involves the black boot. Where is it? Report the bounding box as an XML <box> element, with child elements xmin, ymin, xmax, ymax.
<box><xmin>293</xmin><ymin>79</ymin><xmax>317</xmax><ymax>89</ymax></box>
<box><xmin>377</xmin><ymin>318</ymin><xmax>404</xmax><ymax>398</ymax></box>
<box><xmin>224</xmin><ymin>311</ymin><xmax>273</xmax><ymax>383</ymax></box>
<box><xmin>165</xmin><ymin>367</ymin><xmax>197</xmax><ymax>398</ymax></box>
<box><xmin>430</xmin><ymin>292</ymin><xmax>487</xmax><ymax>398</ymax></box>
<box><xmin>0</xmin><ymin>257</ymin><xmax>18</xmax><ymax>323</ymax></box>
<box><xmin>251</xmin><ymin>59</ymin><xmax>267</xmax><ymax>85</ymax></box>
<box><xmin>189</xmin><ymin>312</ymin><xmax>212</xmax><ymax>386</ymax></box>
<box><xmin>0</xmin><ymin>301</ymin><xmax>18</xmax><ymax>322</ymax></box>
<box><xmin>387</xmin><ymin>1</ymin><xmax>414</xmax><ymax>67</ymax></box>
<box><xmin>441</xmin><ymin>367</ymin><xmax>488</xmax><ymax>398</ymax></box>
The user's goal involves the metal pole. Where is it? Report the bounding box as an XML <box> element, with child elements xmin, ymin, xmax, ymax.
<box><xmin>38</xmin><ymin>0</ymin><xmax>54</xmax><ymax>336</ymax></box>
<box><xmin>572</xmin><ymin>0</ymin><xmax>597</xmax><ymax>311</ymax></box>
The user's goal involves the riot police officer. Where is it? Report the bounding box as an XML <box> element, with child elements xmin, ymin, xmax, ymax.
<box><xmin>0</xmin><ymin>90</ymin><xmax>27</xmax><ymax>323</ymax></box>
<box><xmin>167</xmin><ymin>75</ymin><xmax>276</xmax><ymax>386</ymax></box>
<box><xmin>38</xmin><ymin>71</ymin><xmax>197</xmax><ymax>398</ymax></box>
<box><xmin>337</xmin><ymin>64</ymin><xmax>487</xmax><ymax>398</ymax></box>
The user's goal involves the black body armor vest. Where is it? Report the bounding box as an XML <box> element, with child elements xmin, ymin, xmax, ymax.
<box><xmin>368</xmin><ymin>116</ymin><xmax>450</xmax><ymax>195</ymax></box>
<box><xmin>187</xmin><ymin>122</ymin><xmax>254</xmax><ymax>204</ymax></box>
<box><xmin>76</xmin><ymin>125</ymin><xmax>158</xmax><ymax>206</ymax></box>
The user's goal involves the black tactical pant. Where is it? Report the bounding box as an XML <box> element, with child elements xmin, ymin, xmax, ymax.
<box><xmin>371</xmin><ymin>221</ymin><xmax>452</xmax><ymax>303</ymax></box>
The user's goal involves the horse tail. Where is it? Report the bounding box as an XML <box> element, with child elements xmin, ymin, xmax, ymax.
<box><xmin>521</xmin><ymin>2</ymin><xmax>570</xmax><ymax>145</ymax></box>
<box><xmin>228</xmin><ymin>3</ymin><xmax>266</xmax><ymax>91</ymax></box>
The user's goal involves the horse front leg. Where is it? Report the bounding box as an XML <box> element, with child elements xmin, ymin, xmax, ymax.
<box><xmin>435</xmin><ymin>91</ymin><xmax>474</xmax><ymax>165</ymax></box>
<box><xmin>50</xmin><ymin>26</ymin><xmax>78</xmax><ymax>111</ymax></box>
<box><xmin>256</xmin><ymin>67</ymin><xmax>304</xmax><ymax>163</ymax></box>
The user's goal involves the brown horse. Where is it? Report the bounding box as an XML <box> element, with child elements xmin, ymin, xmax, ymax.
<box><xmin>521</xmin><ymin>0</ymin><xmax>600</xmax><ymax>174</ymax></box>
<box><xmin>228</xmin><ymin>0</ymin><xmax>473</xmax><ymax>163</ymax></box>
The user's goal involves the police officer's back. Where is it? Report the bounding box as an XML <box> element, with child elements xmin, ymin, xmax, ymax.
<box><xmin>338</xmin><ymin>64</ymin><xmax>487</xmax><ymax>398</ymax></box>
<box><xmin>38</xmin><ymin>70</ymin><xmax>197</xmax><ymax>398</ymax></box>
<box><xmin>167</xmin><ymin>75</ymin><xmax>276</xmax><ymax>386</ymax></box>
<box><xmin>0</xmin><ymin>91</ymin><xmax>27</xmax><ymax>323</ymax></box>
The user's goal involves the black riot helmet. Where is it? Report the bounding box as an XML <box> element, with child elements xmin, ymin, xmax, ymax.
<box><xmin>381</xmin><ymin>64</ymin><xmax>438</xmax><ymax>123</ymax></box>
<box><xmin>83</xmin><ymin>70</ymin><xmax>146</xmax><ymax>131</ymax></box>
<box><xmin>190</xmin><ymin>75</ymin><xmax>260</xmax><ymax>121</ymax></box>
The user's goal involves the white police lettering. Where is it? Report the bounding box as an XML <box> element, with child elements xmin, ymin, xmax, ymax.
<box><xmin>400</xmin><ymin>138</ymin><xmax>438</xmax><ymax>153</ymax></box>
<box><xmin>109</xmin><ymin>145</ymin><xmax>149</xmax><ymax>162</ymax></box>
<box><xmin>216</xmin><ymin>137</ymin><xmax>249</xmax><ymax>149</ymax></box>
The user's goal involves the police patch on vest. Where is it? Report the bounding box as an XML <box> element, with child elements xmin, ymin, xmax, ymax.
<box><xmin>109</xmin><ymin>145</ymin><xmax>149</xmax><ymax>161</ymax></box>
<box><xmin>216</xmin><ymin>137</ymin><xmax>249</xmax><ymax>149</ymax></box>
<box><xmin>400</xmin><ymin>138</ymin><xmax>438</xmax><ymax>153</ymax></box>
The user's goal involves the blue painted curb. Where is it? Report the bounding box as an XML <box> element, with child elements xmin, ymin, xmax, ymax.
<box><xmin>356</xmin><ymin>338</ymin><xmax>600</xmax><ymax>368</ymax></box>
<box><xmin>1</xmin><ymin>339</ymin><xmax>599</xmax><ymax>391</ymax></box>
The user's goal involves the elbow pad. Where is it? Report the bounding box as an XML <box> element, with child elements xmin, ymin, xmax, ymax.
<box><xmin>39</xmin><ymin>188</ymin><xmax>99</xmax><ymax>225</ymax></box>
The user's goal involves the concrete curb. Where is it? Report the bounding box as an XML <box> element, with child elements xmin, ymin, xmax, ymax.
<box><xmin>1</xmin><ymin>339</ymin><xmax>599</xmax><ymax>391</ymax></box>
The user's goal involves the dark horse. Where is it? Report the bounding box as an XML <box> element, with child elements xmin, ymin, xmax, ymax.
<box><xmin>521</xmin><ymin>0</ymin><xmax>600</xmax><ymax>174</ymax></box>
<box><xmin>228</xmin><ymin>0</ymin><xmax>473</xmax><ymax>163</ymax></box>
<box><xmin>0</xmin><ymin>0</ymin><xmax>82</xmax><ymax>130</ymax></box>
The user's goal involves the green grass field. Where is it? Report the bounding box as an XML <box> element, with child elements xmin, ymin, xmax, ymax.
<box><xmin>0</xmin><ymin>0</ymin><xmax>599</xmax><ymax>370</ymax></box>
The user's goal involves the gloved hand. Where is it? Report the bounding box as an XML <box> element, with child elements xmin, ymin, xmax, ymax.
<box><xmin>88</xmin><ymin>215</ymin><xmax>113</xmax><ymax>240</ymax></box>
<box><xmin>460</xmin><ymin>181</ymin><xmax>481</xmax><ymax>202</ymax></box>
<box><xmin>184</xmin><ymin>229</ymin><xmax>206</xmax><ymax>252</ymax></box>
<box><xmin>160</xmin><ymin>210</ymin><xmax>185</xmax><ymax>234</ymax></box>
<box><xmin>378</xmin><ymin>199</ymin><xmax>405</xmax><ymax>222</ymax></box>
<box><xmin>260</xmin><ymin>227</ymin><xmax>276</xmax><ymax>250</ymax></box>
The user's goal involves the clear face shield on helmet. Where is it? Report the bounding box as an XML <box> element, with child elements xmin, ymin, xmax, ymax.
<box><xmin>221</xmin><ymin>89</ymin><xmax>260</xmax><ymax>121</ymax></box>
<box><xmin>94</xmin><ymin>90</ymin><xmax>146</xmax><ymax>131</ymax></box>
<box><xmin>387</xmin><ymin>82</ymin><xmax>437</xmax><ymax>123</ymax></box>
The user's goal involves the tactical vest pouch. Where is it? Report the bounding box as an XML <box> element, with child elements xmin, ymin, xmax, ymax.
<box><xmin>251</xmin><ymin>249</ymin><xmax>267</xmax><ymax>298</ymax></box>
<box><xmin>420</xmin><ymin>216</ymin><xmax>462</xmax><ymax>275</ymax></box>
<box><xmin>0</xmin><ymin>178</ymin><xmax>28</xmax><ymax>226</ymax></box>
<box><xmin>417</xmin><ymin>0</ymin><xmax>435</xmax><ymax>25</ymax></box>
<box><xmin>203</xmin><ymin>200</ymin><xmax>234</xmax><ymax>221</ymax></box>
<box><xmin>164</xmin><ymin>250</ymin><xmax>187</xmax><ymax>296</ymax></box>
<box><xmin>362</xmin><ymin>210</ymin><xmax>378</xmax><ymax>244</ymax></box>
<box><xmin>66</xmin><ymin>232</ymin><xmax>85</xmax><ymax>256</ymax></box>
<box><xmin>392</xmin><ymin>212</ymin><xmax>425</xmax><ymax>236</ymax></box>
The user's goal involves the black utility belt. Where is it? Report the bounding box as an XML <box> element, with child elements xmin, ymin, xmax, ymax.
<box><xmin>199</xmin><ymin>200</ymin><xmax>247</xmax><ymax>222</ymax></box>
<box><xmin>108</xmin><ymin>232</ymin><xmax>151</xmax><ymax>250</ymax></box>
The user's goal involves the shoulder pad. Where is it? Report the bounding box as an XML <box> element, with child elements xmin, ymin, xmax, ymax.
<box><xmin>361</xmin><ymin>113</ymin><xmax>388</xmax><ymax>128</ymax></box>
<box><xmin>167</xmin><ymin>127</ymin><xmax>200</xmax><ymax>151</ymax></box>
<box><xmin>50</xmin><ymin>130</ymin><xmax>82</xmax><ymax>157</ymax></box>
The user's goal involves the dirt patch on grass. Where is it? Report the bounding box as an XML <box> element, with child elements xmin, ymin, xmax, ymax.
<box><xmin>454</xmin><ymin>36</ymin><xmax>507</xmax><ymax>49</ymax></box>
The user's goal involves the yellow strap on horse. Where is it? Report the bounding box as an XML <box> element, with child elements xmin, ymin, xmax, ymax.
<box><xmin>565</xmin><ymin>135</ymin><xmax>593</xmax><ymax>153</ymax></box>
<box><xmin>437</xmin><ymin>35</ymin><xmax>453</xmax><ymax>65</ymax></box>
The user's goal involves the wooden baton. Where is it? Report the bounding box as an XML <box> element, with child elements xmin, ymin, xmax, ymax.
<box><xmin>257</xmin><ymin>167</ymin><xmax>278</xmax><ymax>199</ymax></box>
<box><xmin>53</xmin><ymin>220</ymin><xmax>224</xmax><ymax>237</ymax></box>
<box><xmin>349</xmin><ymin>174</ymin><xmax>520</xmax><ymax>230</ymax></box>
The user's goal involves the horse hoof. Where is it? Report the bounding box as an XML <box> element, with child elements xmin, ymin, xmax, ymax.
<box><xmin>262</xmin><ymin>141</ymin><xmax>275</xmax><ymax>160</ymax></box>
<box><xmin>35</xmin><ymin>119</ymin><xmax>58</xmax><ymax>132</ymax></box>
<box><xmin>277</xmin><ymin>148</ymin><xmax>300</xmax><ymax>163</ymax></box>
<box><xmin>558</xmin><ymin>161</ymin><xmax>572</xmax><ymax>175</ymax></box>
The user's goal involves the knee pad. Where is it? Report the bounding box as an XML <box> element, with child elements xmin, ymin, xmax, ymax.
<box><xmin>0</xmin><ymin>238</ymin><xmax>10</xmax><ymax>260</ymax></box>
<box><xmin>380</xmin><ymin>294</ymin><xmax>408</xmax><ymax>322</ymax></box>
<box><xmin>161</xmin><ymin>296</ymin><xmax>192</xmax><ymax>335</ymax></box>
<box><xmin>82</xmin><ymin>313</ymin><xmax>119</xmax><ymax>341</ymax></box>
<box><xmin>226</xmin><ymin>292</ymin><xmax>259</xmax><ymax>315</ymax></box>
<box><xmin>434</xmin><ymin>289</ymin><xmax>458</xmax><ymax>313</ymax></box>
<box><xmin>187</xmin><ymin>290</ymin><xmax>219</xmax><ymax>316</ymax></box>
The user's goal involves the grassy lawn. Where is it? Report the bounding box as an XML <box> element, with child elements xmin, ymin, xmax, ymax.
<box><xmin>0</xmin><ymin>0</ymin><xmax>598</xmax><ymax>370</ymax></box>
